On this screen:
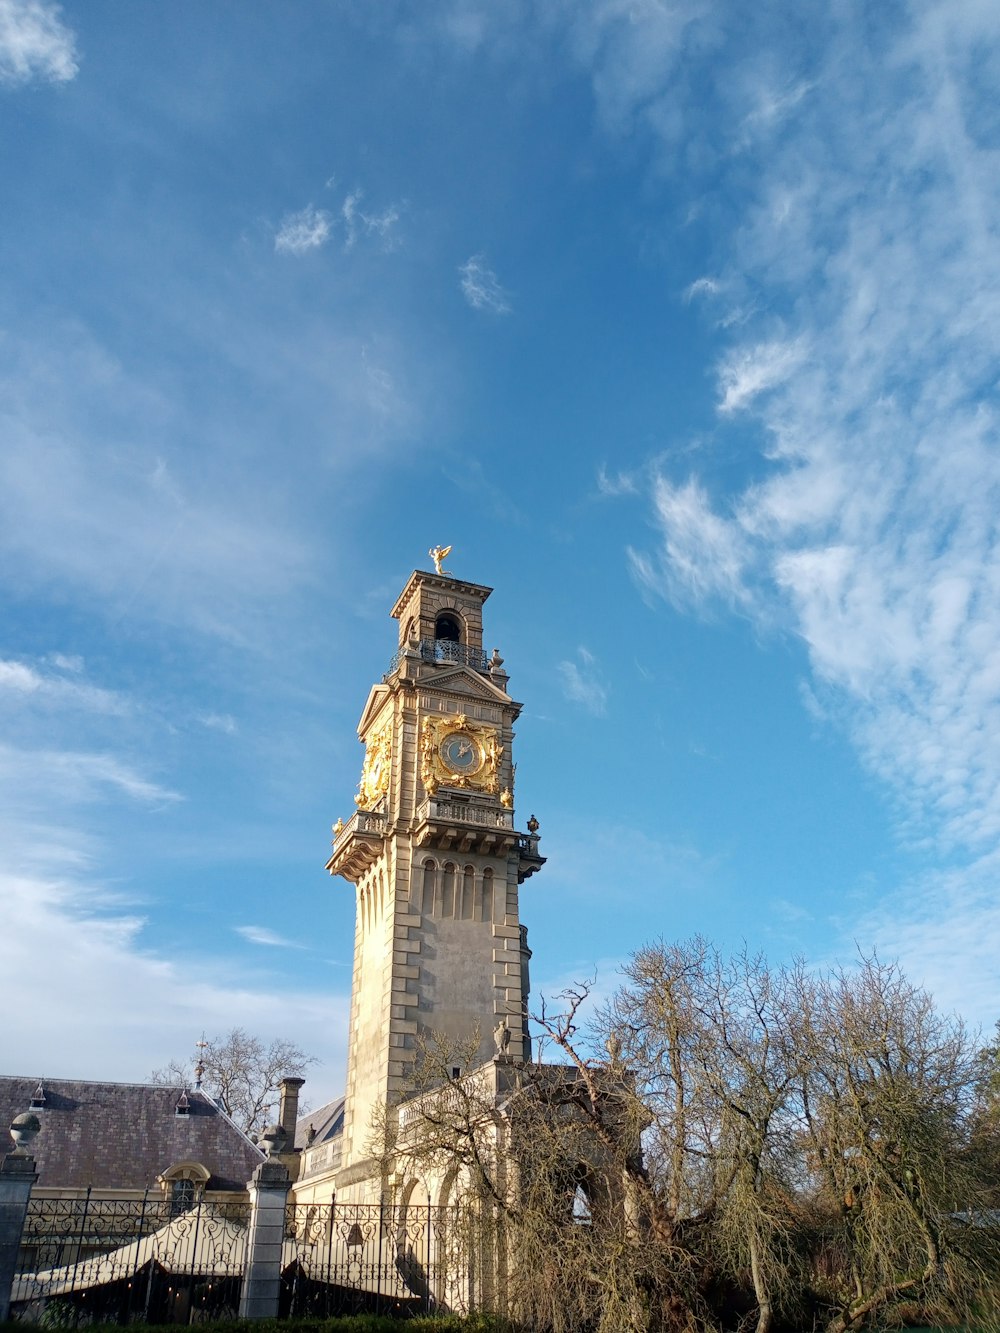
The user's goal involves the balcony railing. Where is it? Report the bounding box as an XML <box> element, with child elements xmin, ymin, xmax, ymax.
<box><xmin>385</xmin><ymin>638</ymin><xmax>489</xmax><ymax>676</ymax></box>
<box><xmin>327</xmin><ymin>809</ymin><xmax>387</xmax><ymax>881</ymax></box>
<box><xmin>333</xmin><ymin>809</ymin><xmax>386</xmax><ymax>844</ymax></box>
<box><xmin>417</xmin><ymin>798</ymin><xmax>514</xmax><ymax>830</ymax></box>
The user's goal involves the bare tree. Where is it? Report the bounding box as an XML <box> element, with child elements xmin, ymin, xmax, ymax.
<box><xmin>151</xmin><ymin>1027</ymin><xmax>315</xmax><ymax>1138</ymax></box>
<box><xmin>610</xmin><ymin>941</ymin><xmax>812</xmax><ymax>1333</ymax></box>
<box><xmin>370</xmin><ymin>946</ymin><xmax>1000</xmax><ymax>1333</ymax></box>
<box><xmin>797</xmin><ymin>956</ymin><xmax>998</xmax><ymax>1333</ymax></box>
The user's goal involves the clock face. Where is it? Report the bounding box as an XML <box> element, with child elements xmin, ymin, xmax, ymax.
<box><xmin>440</xmin><ymin>731</ymin><xmax>481</xmax><ymax>775</ymax></box>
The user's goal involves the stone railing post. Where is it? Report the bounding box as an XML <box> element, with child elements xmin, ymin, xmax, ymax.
<box><xmin>238</xmin><ymin>1158</ymin><xmax>292</xmax><ymax>1319</ymax></box>
<box><xmin>0</xmin><ymin>1149</ymin><xmax>38</xmax><ymax>1322</ymax></box>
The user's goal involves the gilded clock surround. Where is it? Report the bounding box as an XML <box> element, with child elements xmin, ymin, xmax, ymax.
<box><xmin>420</xmin><ymin>712</ymin><xmax>503</xmax><ymax>796</ymax></box>
<box><xmin>355</xmin><ymin>723</ymin><xmax>391</xmax><ymax>809</ymax></box>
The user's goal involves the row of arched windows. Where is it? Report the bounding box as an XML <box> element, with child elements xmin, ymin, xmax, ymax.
<box><xmin>358</xmin><ymin>869</ymin><xmax>386</xmax><ymax>933</ymax></box>
<box><xmin>413</xmin><ymin>859</ymin><xmax>495</xmax><ymax>922</ymax></box>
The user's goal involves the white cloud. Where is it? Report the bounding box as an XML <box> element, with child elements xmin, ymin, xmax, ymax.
<box><xmin>852</xmin><ymin>853</ymin><xmax>1000</xmax><ymax>1028</ymax></box>
<box><xmin>628</xmin><ymin>476</ymin><xmax>752</xmax><ymax>611</ymax></box>
<box><xmin>0</xmin><ymin>745</ymin><xmax>347</xmax><ymax>1100</ymax></box>
<box><xmin>738</xmin><ymin>80</ymin><xmax>813</xmax><ymax>142</ymax></box>
<box><xmin>274</xmin><ymin>204</ymin><xmax>332</xmax><ymax>255</ymax></box>
<box><xmin>0</xmin><ymin>868</ymin><xmax>347</xmax><ymax>1098</ymax></box>
<box><xmin>199</xmin><ymin>712</ymin><xmax>238</xmax><ymax>735</ymax></box>
<box><xmin>458</xmin><ymin>255</ymin><xmax>511</xmax><ymax>314</ymax></box>
<box><xmin>0</xmin><ymin>321</ymin><xmax>318</xmax><ymax>643</ymax></box>
<box><xmin>596</xmin><ymin>464</ymin><xmax>639</xmax><ymax>497</ymax></box>
<box><xmin>0</xmin><ymin>656</ymin><xmax>129</xmax><ymax>714</ymax></box>
<box><xmin>0</xmin><ymin>742</ymin><xmax>181</xmax><ymax>806</ymax></box>
<box><xmin>235</xmin><ymin>924</ymin><xmax>304</xmax><ymax>948</ymax></box>
<box><xmin>0</xmin><ymin>0</ymin><xmax>78</xmax><ymax>86</ymax></box>
<box><xmin>683</xmin><ymin>276</ymin><xmax>721</xmax><ymax>302</ymax></box>
<box><xmin>341</xmin><ymin>190</ymin><xmax>401</xmax><ymax>251</ymax></box>
<box><xmin>557</xmin><ymin>646</ymin><xmax>608</xmax><ymax>716</ymax></box>
<box><xmin>617</xmin><ymin>0</ymin><xmax>1000</xmax><ymax>1010</ymax></box>
<box><xmin>717</xmin><ymin>338</ymin><xmax>806</xmax><ymax>414</ymax></box>
<box><xmin>48</xmin><ymin>652</ymin><xmax>83</xmax><ymax>672</ymax></box>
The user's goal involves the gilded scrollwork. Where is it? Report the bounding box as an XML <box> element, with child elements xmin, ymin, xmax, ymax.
<box><xmin>421</xmin><ymin>713</ymin><xmax>503</xmax><ymax>795</ymax></box>
<box><xmin>355</xmin><ymin>723</ymin><xmax>391</xmax><ymax>809</ymax></box>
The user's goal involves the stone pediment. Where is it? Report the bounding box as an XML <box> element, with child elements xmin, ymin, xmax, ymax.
<box><xmin>356</xmin><ymin>684</ymin><xmax>392</xmax><ymax>739</ymax></box>
<box><xmin>420</xmin><ymin>665</ymin><xmax>519</xmax><ymax>710</ymax></box>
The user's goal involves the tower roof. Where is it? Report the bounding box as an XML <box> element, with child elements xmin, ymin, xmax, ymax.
<box><xmin>390</xmin><ymin>569</ymin><xmax>492</xmax><ymax>621</ymax></box>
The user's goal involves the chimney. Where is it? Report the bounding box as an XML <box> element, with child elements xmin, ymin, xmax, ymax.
<box><xmin>278</xmin><ymin>1076</ymin><xmax>305</xmax><ymax>1143</ymax></box>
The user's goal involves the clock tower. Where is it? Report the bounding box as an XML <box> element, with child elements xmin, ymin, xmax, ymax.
<box><xmin>326</xmin><ymin>563</ymin><xmax>544</xmax><ymax>1195</ymax></box>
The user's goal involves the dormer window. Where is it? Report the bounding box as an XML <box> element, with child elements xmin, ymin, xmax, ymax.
<box><xmin>158</xmin><ymin>1160</ymin><xmax>210</xmax><ymax>1214</ymax></box>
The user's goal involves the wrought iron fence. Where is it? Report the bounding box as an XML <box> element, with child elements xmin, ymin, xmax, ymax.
<box><xmin>10</xmin><ymin>1193</ymin><xmax>498</xmax><ymax>1324</ymax></box>
<box><xmin>11</xmin><ymin>1192</ymin><xmax>249</xmax><ymax>1326</ymax></box>
<box><xmin>281</xmin><ymin>1202</ymin><xmax>481</xmax><ymax>1318</ymax></box>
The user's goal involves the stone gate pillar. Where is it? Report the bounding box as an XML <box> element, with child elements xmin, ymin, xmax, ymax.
<box><xmin>238</xmin><ymin>1157</ymin><xmax>292</xmax><ymax>1319</ymax></box>
<box><xmin>0</xmin><ymin>1116</ymin><xmax>40</xmax><ymax>1323</ymax></box>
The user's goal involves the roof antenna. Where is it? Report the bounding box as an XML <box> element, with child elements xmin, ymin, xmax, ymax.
<box><xmin>194</xmin><ymin>1036</ymin><xmax>209</xmax><ymax>1090</ymax></box>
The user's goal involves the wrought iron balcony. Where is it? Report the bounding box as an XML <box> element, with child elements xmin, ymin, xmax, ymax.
<box><xmin>385</xmin><ymin>638</ymin><xmax>489</xmax><ymax>677</ymax></box>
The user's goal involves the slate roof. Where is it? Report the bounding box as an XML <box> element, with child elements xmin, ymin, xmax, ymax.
<box><xmin>295</xmin><ymin>1094</ymin><xmax>345</xmax><ymax>1150</ymax></box>
<box><xmin>1</xmin><ymin>1077</ymin><xmax>264</xmax><ymax>1192</ymax></box>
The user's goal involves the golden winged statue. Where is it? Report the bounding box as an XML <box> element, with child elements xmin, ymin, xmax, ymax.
<box><xmin>429</xmin><ymin>544</ymin><xmax>452</xmax><ymax>575</ymax></box>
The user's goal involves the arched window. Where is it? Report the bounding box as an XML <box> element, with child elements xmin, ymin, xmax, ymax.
<box><xmin>420</xmin><ymin>859</ymin><xmax>436</xmax><ymax>915</ymax></box>
<box><xmin>435</xmin><ymin>612</ymin><xmax>462</xmax><ymax>643</ymax></box>
<box><xmin>171</xmin><ymin>1178</ymin><xmax>196</xmax><ymax>1217</ymax></box>
<box><xmin>441</xmin><ymin>863</ymin><xmax>456</xmax><ymax>917</ymax></box>
<box><xmin>159</xmin><ymin>1160</ymin><xmax>210</xmax><ymax>1215</ymax></box>
<box><xmin>478</xmin><ymin>867</ymin><xmax>494</xmax><ymax>922</ymax></box>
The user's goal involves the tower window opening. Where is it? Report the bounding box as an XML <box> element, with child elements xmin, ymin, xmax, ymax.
<box><xmin>435</xmin><ymin>613</ymin><xmax>462</xmax><ymax>643</ymax></box>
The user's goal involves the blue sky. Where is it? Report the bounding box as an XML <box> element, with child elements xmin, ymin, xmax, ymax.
<box><xmin>3</xmin><ymin>0</ymin><xmax>999</xmax><ymax>1109</ymax></box>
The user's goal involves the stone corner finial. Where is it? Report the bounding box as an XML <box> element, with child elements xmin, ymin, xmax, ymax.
<box><xmin>9</xmin><ymin>1111</ymin><xmax>41</xmax><ymax>1156</ymax></box>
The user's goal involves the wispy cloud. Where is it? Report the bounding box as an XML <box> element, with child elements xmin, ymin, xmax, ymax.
<box><xmin>0</xmin><ymin>0</ymin><xmax>78</xmax><ymax>86</ymax></box>
<box><xmin>235</xmin><ymin>924</ymin><xmax>304</xmax><ymax>949</ymax></box>
<box><xmin>596</xmin><ymin>465</ymin><xmax>639</xmax><ymax>497</ymax></box>
<box><xmin>0</xmin><ymin>753</ymin><xmax>346</xmax><ymax>1096</ymax></box>
<box><xmin>557</xmin><ymin>646</ymin><xmax>608</xmax><ymax>717</ymax></box>
<box><xmin>613</xmin><ymin>0</ymin><xmax>1000</xmax><ymax>1003</ymax></box>
<box><xmin>738</xmin><ymin>79</ymin><xmax>813</xmax><ymax>142</ymax></box>
<box><xmin>458</xmin><ymin>255</ymin><xmax>511</xmax><ymax>314</ymax></box>
<box><xmin>199</xmin><ymin>712</ymin><xmax>237</xmax><ymax>735</ymax></box>
<box><xmin>0</xmin><ymin>656</ymin><xmax>129</xmax><ymax>715</ymax></box>
<box><xmin>628</xmin><ymin>477</ymin><xmax>753</xmax><ymax>612</ymax></box>
<box><xmin>0</xmin><ymin>867</ymin><xmax>346</xmax><ymax>1090</ymax></box>
<box><xmin>274</xmin><ymin>205</ymin><xmax>333</xmax><ymax>255</ymax></box>
<box><xmin>341</xmin><ymin>190</ymin><xmax>401</xmax><ymax>251</ymax></box>
<box><xmin>683</xmin><ymin>276</ymin><xmax>721</xmax><ymax>303</ymax></box>
<box><xmin>0</xmin><ymin>321</ymin><xmax>317</xmax><ymax>642</ymax></box>
<box><xmin>0</xmin><ymin>743</ymin><xmax>182</xmax><ymax>805</ymax></box>
<box><xmin>717</xmin><ymin>338</ymin><xmax>806</xmax><ymax>415</ymax></box>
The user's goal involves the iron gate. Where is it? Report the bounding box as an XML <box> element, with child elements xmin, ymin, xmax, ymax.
<box><xmin>11</xmin><ymin>1192</ymin><xmax>249</xmax><ymax>1325</ymax></box>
